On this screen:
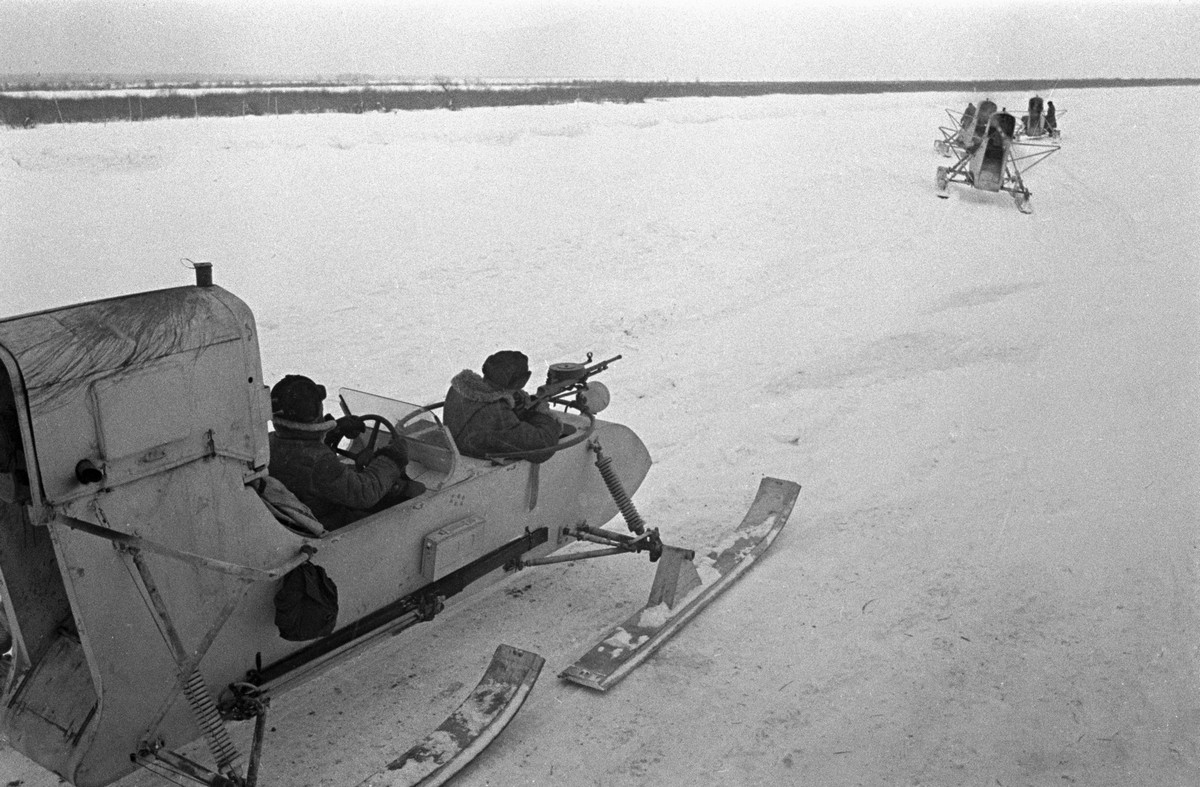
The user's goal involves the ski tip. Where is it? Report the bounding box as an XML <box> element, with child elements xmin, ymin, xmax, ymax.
<box><xmin>493</xmin><ymin>643</ymin><xmax>547</xmax><ymax>675</ymax></box>
<box><xmin>756</xmin><ymin>477</ymin><xmax>802</xmax><ymax>513</ymax></box>
<box><xmin>558</xmin><ymin>664</ymin><xmax>608</xmax><ymax>691</ymax></box>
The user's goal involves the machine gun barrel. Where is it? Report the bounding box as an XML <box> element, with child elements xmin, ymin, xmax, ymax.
<box><xmin>523</xmin><ymin>353</ymin><xmax>621</xmax><ymax>411</ymax></box>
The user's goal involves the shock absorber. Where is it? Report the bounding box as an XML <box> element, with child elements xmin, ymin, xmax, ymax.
<box><xmin>182</xmin><ymin>668</ymin><xmax>241</xmax><ymax>775</ymax></box>
<box><xmin>591</xmin><ymin>441</ymin><xmax>646</xmax><ymax>535</ymax></box>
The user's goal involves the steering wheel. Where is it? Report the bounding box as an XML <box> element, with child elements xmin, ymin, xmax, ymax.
<box><xmin>331</xmin><ymin>413</ymin><xmax>400</xmax><ymax>470</ymax></box>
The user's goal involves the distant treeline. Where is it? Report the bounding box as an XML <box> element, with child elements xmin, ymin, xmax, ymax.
<box><xmin>3</xmin><ymin>77</ymin><xmax>1197</xmax><ymax>128</ymax></box>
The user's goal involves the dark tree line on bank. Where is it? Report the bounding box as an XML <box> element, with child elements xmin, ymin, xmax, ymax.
<box><xmin>3</xmin><ymin>78</ymin><xmax>1196</xmax><ymax>129</ymax></box>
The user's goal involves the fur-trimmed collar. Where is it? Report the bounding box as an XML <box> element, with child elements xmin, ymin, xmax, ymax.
<box><xmin>450</xmin><ymin>369</ymin><xmax>517</xmax><ymax>405</ymax></box>
<box><xmin>272</xmin><ymin>416</ymin><xmax>337</xmax><ymax>440</ymax></box>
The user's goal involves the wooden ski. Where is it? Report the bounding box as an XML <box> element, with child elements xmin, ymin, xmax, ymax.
<box><xmin>560</xmin><ymin>477</ymin><xmax>801</xmax><ymax>691</ymax></box>
<box><xmin>358</xmin><ymin>644</ymin><xmax>544</xmax><ymax>787</ymax></box>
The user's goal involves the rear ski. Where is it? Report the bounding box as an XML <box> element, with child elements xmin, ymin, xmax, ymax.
<box><xmin>560</xmin><ymin>477</ymin><xmax>801</xmax><ymax>691</ymax></box>
<box><xmin>358</xmin><ymin>644</ymin><xmax>544</xmax><ymax>787</ymax></box>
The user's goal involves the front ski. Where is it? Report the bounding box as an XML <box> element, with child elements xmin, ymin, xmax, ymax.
<box><xmin>935</xmin><ymin>166</ymin><xmax>950</xmax><ymax>198</ymax></box>
<box><xmin>358</xmin><ymin>644</ymin><xmax>544</xmax><ymax>787</ymax></box>
<box><xmin>560</xmin><ymin>477</ymin><xmax>801</xmax><ymax>691</ymax></box>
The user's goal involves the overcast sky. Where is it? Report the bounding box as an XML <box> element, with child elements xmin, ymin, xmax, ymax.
<box><xmin>1</xmin><ymin>0</ymin><xmax>1197</xmax><ymax>82</ymax></box>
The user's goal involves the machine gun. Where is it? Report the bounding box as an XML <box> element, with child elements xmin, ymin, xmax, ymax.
<box><xmin>521</xmin><ymin>353</ymin><xmax>621</xmax><ymax>415</ymax></box>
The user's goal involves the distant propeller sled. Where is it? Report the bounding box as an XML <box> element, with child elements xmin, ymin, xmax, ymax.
<box><xmin>934</xmin><ymin>97</ymin><xmax>1060</xmax><ymax>213</ymax></box>
<box><xmin>1015</xmin><ymin>95</ymin><xmax>1062</xmax><ymax>141</ymax></box>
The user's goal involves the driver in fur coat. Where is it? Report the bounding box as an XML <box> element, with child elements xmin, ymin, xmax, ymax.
<box><xmin>269</xmin><ymin>374</ymin><xmax>423</xmax><ymax>530</ymax></box>
<box><xmin>444</xmin><ymin>350</ymin><xmax>574</xmax><ymax>464</ymax></box>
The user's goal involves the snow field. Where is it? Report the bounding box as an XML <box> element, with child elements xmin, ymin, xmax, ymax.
<box><xmin>1</xmin><ymin>86</ymin><xmax>1198</xmax><ymax>786</ymax></box>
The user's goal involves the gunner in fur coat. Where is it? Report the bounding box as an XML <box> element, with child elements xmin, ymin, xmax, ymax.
<box><xmin>443</xmin><ymin>351</ymin><xmax>572</xmax><ymax>464</ymax></box>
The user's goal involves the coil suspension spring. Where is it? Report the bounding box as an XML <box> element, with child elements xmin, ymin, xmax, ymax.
<box><xmin>183</xmin><ymin>668</ymin><xmax>241</xmax><ymax>774</ymax></box>
<box><xmin>591</xmin><ymin>441</ymin><xmax>645</xmax><ymax>534</ymax></box>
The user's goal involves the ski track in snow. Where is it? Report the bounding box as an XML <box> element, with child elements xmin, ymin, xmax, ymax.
<box><xmin>2</xmin><ymin>87</ymin><xmax>1199</xmax><ymax>786</ymax></box>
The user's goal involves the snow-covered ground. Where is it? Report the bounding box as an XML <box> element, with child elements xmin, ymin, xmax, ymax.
<box><xmin>2</xmin><ymin>86</ymin><xmax>1198</xmax><ymax>786</ymax></box>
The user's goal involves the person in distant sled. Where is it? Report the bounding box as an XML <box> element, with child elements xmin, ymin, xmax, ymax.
<box><xmin>444</xmin><ymin>350</ymin><xmax>576</xmax><ymax>463</ymax></box>
<box><xmin>268</xmin><ymin>374</ymin><xmax>425</xmax><ymax>530</ymax></box>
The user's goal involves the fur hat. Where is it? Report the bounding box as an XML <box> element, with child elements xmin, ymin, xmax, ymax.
<box><xmin>482</xmin><ymin>350</ymin><xmax>531</xmax><ymax>390</ymax></box>
<box><xmin>271</xmin><ymin>375</ymin><xmax>327</xmax><ymax>423</ymax></box>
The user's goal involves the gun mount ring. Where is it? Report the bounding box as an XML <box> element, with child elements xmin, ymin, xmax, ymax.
<box><xmin>484</xmin><ymin>414</ymin><xmax>596</xmax><ymax>462</ymax></box>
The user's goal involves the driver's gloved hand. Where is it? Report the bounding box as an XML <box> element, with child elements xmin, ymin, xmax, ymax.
<box><xmin>376</xmin><ymin>440</ymin><xmax>408</xmax><ymax>468</ymax></box>
<box><xmin>331</xmin><ymin>415</ymin><xmax>366</xmax><ymax>440</ymax></box>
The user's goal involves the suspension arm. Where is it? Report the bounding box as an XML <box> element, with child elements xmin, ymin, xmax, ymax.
<box><xmin>518</xmin><ymin>547</ymin><xmax>626</xmax><ymax>567</ymax></box>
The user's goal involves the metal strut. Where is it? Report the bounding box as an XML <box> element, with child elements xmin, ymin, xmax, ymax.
<box><xmin>519</xmin><ymin>524</ymin><xmax>666</xmax><ymax>567</ymax></box>
<box><xmin>591</xmin><ymin>440</ymin><xmax>645</xmax><ymax>534</ymax></box>
<box><xmin>123</xmin><ymin>547</ymin><xmax>242</xmax><ymax>779</ymax></box>
<box><xmin>220</xmin><ymin>683</ymin><xmax>271</xmax><ymax>787</ymax></box>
